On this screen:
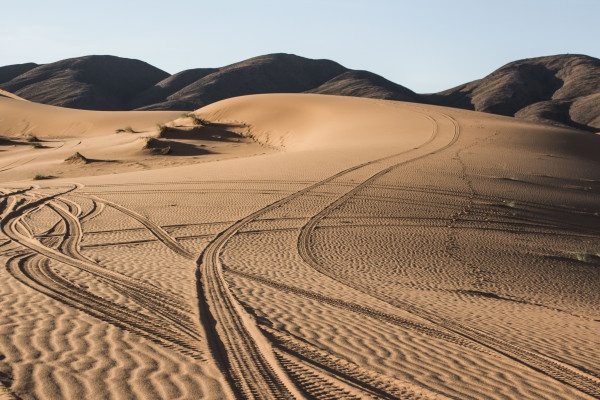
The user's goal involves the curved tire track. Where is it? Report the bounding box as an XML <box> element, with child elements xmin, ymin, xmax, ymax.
<box><xmin>196</xmin><ymin>109</ymin><xmax>443</xmax><ymax>399</ymax></box>
<box><xmin>7</xmin><ymin>253</ymin><xmax>205</xmax><ymax>359</ymax></box>
<box><xmin>1</xmin><ymin>192</ymin><xmax>206</xmax><ymax>359</ymax></box>
<box><xmin>83</xmin><ymin>195</ymin><xmax>194</xmax><ymax>259</ymax></box>
<box><xmin>297</xmin><ymin>112</ymin><xmax>600</xmax><ymax>399</ymax></box>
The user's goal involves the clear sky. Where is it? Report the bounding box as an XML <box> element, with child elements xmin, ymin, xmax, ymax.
<box><xmin>1</xmin><ymin>0</ymin><xmax>598</xmax><ymax>93</ymax></box>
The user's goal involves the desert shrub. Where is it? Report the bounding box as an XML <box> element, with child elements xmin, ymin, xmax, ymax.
<box><xmin>32</xmin><ymin>173</ymin><xmax>53</xmax><ymax>180</ymax></box>
<box><xmin>116</xmin><ymin>126</ymin><xmax>136</xmax><ymax>133</ymax></box>
<box><xmin>573</xmin><ymin>251</ymin><xmax>591</xmax><ymax>262</ymax></box>
<box><xmin>182</xmin><ymin>113</ymin><xmax>210</xmax><ymax>126</ymax></box>
<box><xmin>502</xmin><ymin>200</ymin><xmax>516</xmax><ymax>208</ymax></box>
<box><xmin>156</xmin><ymin>124</ymin><xmax>167</xmax><ymax>137</ymax></box>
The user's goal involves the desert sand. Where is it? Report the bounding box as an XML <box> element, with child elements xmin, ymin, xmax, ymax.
<box><xmin>0</xmin><ymin>93</ymin><xmax>599</xmax><ymax>400</ymax></box>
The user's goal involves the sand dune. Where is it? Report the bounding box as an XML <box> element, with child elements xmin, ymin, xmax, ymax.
<box><xmin>0</xmin><ymin>93</ymin><xmax>599</xmax><ymax>399</ymax></box>
<box><xmin>0</xmin><ymin>97</ymin><xmax>269</xmax><ymax>182</ymax></box>
<box><xmin>0</xmin><ymin>90</ymin><xmax>28</xmax><ymax>101</ymax></box>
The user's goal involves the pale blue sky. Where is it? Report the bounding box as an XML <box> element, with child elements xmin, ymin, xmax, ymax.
<box><xmin>1</xmin><ymin>0</ymin><xmax>598</xmax><ymax>93</ymax></box>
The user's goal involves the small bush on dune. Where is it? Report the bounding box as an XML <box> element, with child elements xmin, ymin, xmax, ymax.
<box><xmin>572</xmin><ymin>251</ymin><xmax>592</xmax><ymax>262</ymax></box>
<box><xmin>116</xmin><ymin>126</ymin><xmax>136</xmax><ymax>134</ymax></box>
<box><xmin>29</xmin><ymin>142</ymin><xmax>43</xmax><ymax>148</ymax></box>
<box><xmin>502</xmin><ymin>200</ymin><xmax>516</xmax><ymax>208</ymax></box>
<box><xmin>26</xmin><ymin>134</ymin><xmax>40</xmax><ymax>142</ymax></box>
<box><xmin>182</xmin><ymin>113</ymin><xmax>210</xmax><ymax>126</ymax></box>
<box><xmin>64</xmin><ymin>152</ymin><xmax>89</xmax><ymax>164</ymax></box>
<box><xmin>142</xmin><ymin>136</ymin><xmax>171</xmax><ymax>155</ymax></box>
<box><xmin>32</xmin><ymin>173</ymin><xmax>53</xmax><ymax>180</ymax></box>
<box><xmin>156</xmin><ymin>124</ymin><xmax>168</xmax><ymax>137</ymax></box>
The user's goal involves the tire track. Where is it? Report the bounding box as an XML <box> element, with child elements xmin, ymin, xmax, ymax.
<box><xmin>223</xmin><ymin>266</ymin><xmax>484</xmax><ymax>351</ymax></box>
<box><xmin>1</xmin><ymin>193</ymin><xmax>207</xmax><ymax>359</ymax></box>
<box><xmin>79</xmin><ymin>198</ymin><xmax>104</xmax><ymax>224</ymax></box>
<box><xmin>45</xmin><ymin>199</ymin><xmax>202</xmax><ymax>340</ymax></box>
<box><xmin>274</xmin><ymin>351</ymin><xmax>365</xmax><ymax>400</ymax></box>
<box><xmin>83</xmin><ymin>195</ymin><xmax>194</xmax><ymax>259</ymax></box>
<box><xmin>80</xmin><ymin>234</ymin><xmax>215</xmax><ymax>249</ymax></box>
<box><xmin>297</xmin><ymin>112</ymin><xmax>600</xmax><ymax>399</ymax></box>
<box><xmin>264</xmin><ymin>326</ymin><xmax>450</xmax><ymax>400</ymax></box>
<box><xmin>195</xmin><ymin>110</ymin><xmax>445</xmax><ymax>399</ymax></box>
<box><xmin>6</xmin><ymin>253</ymin><xmax>205</xmax><ymax>359</ymax></box>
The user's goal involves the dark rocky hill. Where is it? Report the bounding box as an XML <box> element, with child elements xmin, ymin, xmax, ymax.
<box><xmin>136</xmin><ymin>54</ymin><xmax>350</xmax><ymax>110</ymax></box>
<box><xmin>0</xmin><ymin>55</ymin><xmax>169</xmax><ymax>110</ymax></box>
<box><xmin>424</xmin><ymin>54</ymin><xmax>600</xmax><ymax>131</ymax></box>
<box><xmin>128</xmin><ymin>67</ymin><xmax>218</xmax><ymax>110</ymax></box>
<box><xmin>0</xmin><ymin>63</ymin><xmax>38</xmax><ymax>84</ymax></box>
<box><xmin>2</xmin><ymin>53</ymin><xmax>599</xmax><ymax>130</ymax></box>
<box><xmin>307</xmin><ymin>70</ymin><xmax>421</xmax><ymax>102</ymax></box>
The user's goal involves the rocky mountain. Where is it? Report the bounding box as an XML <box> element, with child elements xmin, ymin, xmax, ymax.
<box><xmin>0</xmin><ymin>55</ymin><xmax>169</xmax><ymax>110</ymax></box>
<box><xmin>1</xmin><ymin>53</ymin><xmax>598</xmax><ymax>130</ymax></box>
<box><xmin>0</xmin><ymin>62</ymin><xmax>39</xmax><ymax>84</ymax></box>
<box><xmin>424</xmin><ymin>54</ymin><xmax>600</xmax><ymax>131</ymax></box>
<box><xmin>133</xmin><ymin>54</ymin><xmax>420</xmax><ymax>110</ymax></box>
<box><xmin>0</xmin><ymin>54</ymin><xmax>420</xmax><ymax>112</ymax></box>
<box><xmin>307</xmin><ymin>70</ymin><xmax>422</xmax><ymax>102</ymax></box>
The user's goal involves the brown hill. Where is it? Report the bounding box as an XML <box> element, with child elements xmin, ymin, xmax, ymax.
<box><xmin>0</xmin><ymin>55</ymin><xmax>169</xmax><ymax>110</ymax></box>
<box><xmin>136</xmin><ymin>54</ymin><xmax>351</xmax><ymax>110</ymax></box>
<box><xmin>307</xmin><ymin>70</ymin><xmax>421</xmax><ymax>102</ymax></box>
<box><xmin>2</xmin><ymin>53</ymin><xmax>599</xmax><ymax>130</ymax></box>
<box><xmin>0</xmin><ymin>62</ymin><xmax>38</xmax><ymax>84</ymax></box>
<box><xmin>127</xmin><ymin>67</ymin><xmax>218</xmax><ymax>110</ymax></box>
<box><xmin>0</xmin><ymin>54</ymin><xmax>420</xmax><ymax>112</ymax></box>
<box><xmin>425</xmin><ymin>54</ymin><xmax>600</xmax><ymax>131</ymax></box>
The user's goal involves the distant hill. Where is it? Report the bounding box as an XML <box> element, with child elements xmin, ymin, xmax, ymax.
<box><xmin>307</xmin><ymin>70</ymin><xmax>422</xmax><ymax>102</ymax></box>
<box><xmin>0</xmin><ymin>54</ymin><xmax>420</xmax><ymax>113</ymax></box>
<box><xmin>0</xmin><ymin>63</ymin><xmax>38</xmax><ymax>84</ymax></box>
<box><xmin>134</xmin><ymin>54</ymin><xmax>422</xmax><ymax>110</ymax></box>
<box><xmin>0</xmin><ymin>55</ymin><xmax>169</xmax><ymax>110</ymax></box>
<box><xmin>128</xmin><ymin>67</ymin><xmax>219</xmax><ymax>110</ymax></box>
<box><xmin>1</xmin><ymin>53</ymin><xmax>599</xmax><ymax>130</ymax></box>
<box><xmin>424</xmin><ymin>54</ymin><xmax>600</xmax><ymax>131</ymax></box>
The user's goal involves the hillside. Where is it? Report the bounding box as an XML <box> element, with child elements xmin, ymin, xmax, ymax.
<box><xmin>0</xmin><ymin>55</ymin><xmax>169</xmax><ymax>110</ymax></box>
<box><xmin>425</xmin><ymin>54</ymin><xmax>600</xmax><ymax>131</ymax></box>
<box><xmin>1</xmin><ymin>53</ymin><xmax>599</xmax><ymax>130</ymax></box>
<box><xmin>0</xmin><ymin>54</ymin><xmax>421</xmax><ymax>112</ymax></box>
<box><xmin>134</xmin><ymin>54</ymin><xmax>423</xmax><ymax>110</ymax></box>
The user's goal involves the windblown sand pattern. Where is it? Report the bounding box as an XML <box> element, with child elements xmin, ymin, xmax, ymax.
<box><xmin>0</xmin><ymin>94</ymin><xmax>599</xmax><ymax>399</ymax></box>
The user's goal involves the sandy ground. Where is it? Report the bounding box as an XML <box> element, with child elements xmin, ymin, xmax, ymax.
<box><xmin>0</xmin><ymin>93</ymin><xmax>599</xmax><ymax>400</ymax></box>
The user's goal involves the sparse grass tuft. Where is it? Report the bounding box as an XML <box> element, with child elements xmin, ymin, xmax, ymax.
<box><xmin>26</xmin><ymin>134</ymin><xmax>40</xmax><ymax>142</ymax></box>
<box><xmin>502</xmin><ymin>200</ymin><xmax>516</xmax><ymax>208</ymax></box>
<box><xmin>29</xmin><ymin>142</ymin><xmax>43</xmax><ymax>149</ymax></box>
<box><xmin>182</xmin><ymin>113</ymin><xmax>210</xmax><ymax>126</ymax></box>
<box><xmin>573</xmin><ymin>251</ymin><xmax>591</xmax><ymax>262</ymax></box>
<box><xmin>32</xmin><ymin>173</ymin><xmax>53</xmax><ymax>180</ymax></box>
<box><xmin>156</xmin><ymin>124</ymin><xmax>167</xmax><ymax>137</ymax></box>
<box><xmin>116</xmin><ymin>126</ymin><xmax>136</xmax><ymax>134</ymax></box>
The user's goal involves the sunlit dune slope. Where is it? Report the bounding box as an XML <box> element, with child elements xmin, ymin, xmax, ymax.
<box><xmin>0</xmin><ymin>96</ymin><xmax>180</xmax><ymax>138</ymax></box>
